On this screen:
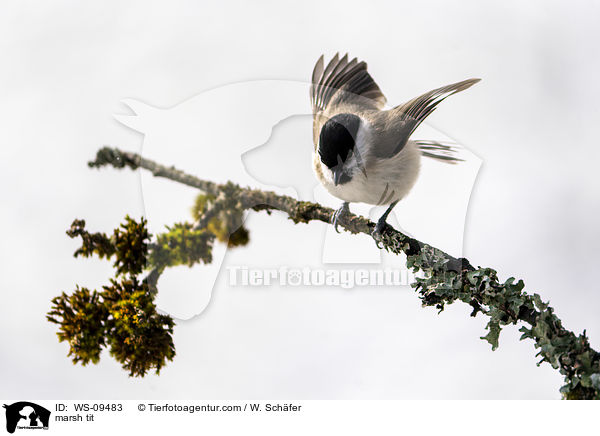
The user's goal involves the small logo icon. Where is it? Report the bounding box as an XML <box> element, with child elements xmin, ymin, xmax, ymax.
<box><xmin>3</xmin><ymin>402</ymin><xmax>50</xmax><ymax>434</ymax></box>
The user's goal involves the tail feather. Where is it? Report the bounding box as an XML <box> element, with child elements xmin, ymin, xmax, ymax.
<box><xmin>415</xmin><ymin>140</ymin><xmax>463</xmax><ymax>164</ymax></box>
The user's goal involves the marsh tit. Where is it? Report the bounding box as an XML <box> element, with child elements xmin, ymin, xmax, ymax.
<box><xmin>310</xmin><ymin>53</ymin><xmax>480</xmax><ymax>243</ymax></box>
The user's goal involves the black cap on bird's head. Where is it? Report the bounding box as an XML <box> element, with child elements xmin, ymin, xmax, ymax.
<box><xmin>318</xmin><ymin>113</ymin><xmax>361</xmax><ymax>186</ymax></box>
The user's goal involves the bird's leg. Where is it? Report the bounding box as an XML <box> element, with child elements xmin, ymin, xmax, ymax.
<box><xmin>372</xmin><ymin>201</ymin><xmax>399</xmax><ymax>247</ymax></box>
<box><xmin>332</xmin><ymin>201</ymin><xmax>350</xmax><ymax>233</ymax></box>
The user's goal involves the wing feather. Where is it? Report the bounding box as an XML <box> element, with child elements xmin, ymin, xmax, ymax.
<box><xmin>373</xmin><ymin>78</ymin><xmax>480</xmax><ymax>158</ymax></box>
<box><xmin>310</xmin><ymin>53</ymin><xmax>386</xmax><ymax>115</ymax></box>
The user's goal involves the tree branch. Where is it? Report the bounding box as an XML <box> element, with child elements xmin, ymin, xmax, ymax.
<box><xmin>89</xmin><ymin>146</ymin><xmax>466</xmax><ymax>266</ymax></box>
<box><xmin>87</xmin><ymin>146</ymin><xmax>600</xmax><ymax>399</ymax></box>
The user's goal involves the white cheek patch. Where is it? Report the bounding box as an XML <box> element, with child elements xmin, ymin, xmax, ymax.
<box><xmin>320</xmin><ymin>161</ymin><xmax>334</xmax><ymax>184</ymax></box>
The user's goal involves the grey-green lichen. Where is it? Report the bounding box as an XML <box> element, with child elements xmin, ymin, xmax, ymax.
<box><xmin>399</xmin><ymin>238</ymin><xmax>600</xmax><ymax>400</ymax></box>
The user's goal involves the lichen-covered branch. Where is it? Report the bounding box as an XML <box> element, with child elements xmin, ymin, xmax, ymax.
<box><xmin>49</xmin><ymin>146</ymin><xmax>600</xmax><ymax>398</ymax></box>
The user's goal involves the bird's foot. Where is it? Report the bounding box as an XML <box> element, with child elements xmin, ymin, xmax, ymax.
<box><xmin>332</xmin><ymin>202</ymin><xmax>350</xmax><ymax>233</ymax></box>
<box><xmin>371</xmin><ymin>201</ymin><xmax>398</xmax><ymax>249</ymax></box>
<box><xmin>371</xmin><ymin>217</ymin><xmax>389</xmax><ymax>248</ymax></box>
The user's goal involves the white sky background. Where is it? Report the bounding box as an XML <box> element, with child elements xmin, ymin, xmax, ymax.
<box><xmin>1</xmin><ymin>0</ymin><xmax>599</xmax><ymax>399</ymax></box>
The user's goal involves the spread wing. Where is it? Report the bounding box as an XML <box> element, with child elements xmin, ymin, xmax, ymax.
<box><xmin>373</xmin><ymin>78</ymin><xmax>481</xmax><ymax>158</ymax></box>
<box><xmin>310</xmin><ymin>53</ymin><xmax>386</xmax><ymax>116</ymax></box>
<box><xmin>311</xmin><ymin>53</ymin><xmax>386</xmax><ymax>147</ymax></box>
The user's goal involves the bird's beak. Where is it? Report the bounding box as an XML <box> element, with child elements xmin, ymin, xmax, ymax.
<box><xmin>333</xmin><ymin>168</ymin><xmax>343</xmax><ymax>186</ymax></box>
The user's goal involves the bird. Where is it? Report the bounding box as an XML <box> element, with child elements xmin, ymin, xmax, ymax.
<box><xmin>310</xmin><ymin>53</ymin><xmax>480</xmax><ymax>245</ymax></box>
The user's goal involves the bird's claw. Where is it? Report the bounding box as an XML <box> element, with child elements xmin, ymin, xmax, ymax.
<box><xmin>371</xmin><ymin>201</ymin><xmax>398</xmax><ymax>249</ymax></box>
<box><xmin>371</xmin><ymin>219</ymin><xmax>387</xmax><ymax>248</ymax></box>
<box><xmin>332</xmin><ymin>202</ymin><xmax>350</xmax><ymax>233</ymax></box>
